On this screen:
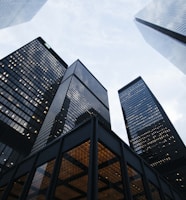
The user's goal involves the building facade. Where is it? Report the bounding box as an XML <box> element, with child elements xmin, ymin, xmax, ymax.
<box><xmin>0</xmin><ymin>117</ymin><xmax>184</xmax><ymax>200</ymax></box>
<box><xmin>0</xmin><ymin>38</ymin><xmax>110</xmax><ymax>174</ymax></box>
<box><xmin>0</xmin><ymin>37</ymin><xmax>185</xmax><ymax>198</ymax></box>
<box><xmin>31</xmin><ymin>59</ymin><xmax>111</xmax><ymax>154</ymax></box>
<box><xmin>135</xmin><ymin>0</ymin><xmax>186</xmax><ymax>74</ymax></box>
<box><xmin>118</xmin><ymin>77</ymin><xmax>186</xmax><ymax>196</ymax></box>
<box><xmin>0</xmin><ymin>0</ymin><xmax>47</xmax><ymax>29</ymax></box>
<box><xmin>0</xmin><ymin>37</ymin><xmax>67</xmax><ymax>173</ymax></box>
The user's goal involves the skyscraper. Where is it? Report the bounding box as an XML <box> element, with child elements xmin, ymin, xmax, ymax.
<box><xmin>0</xmin><ymin>117</ymin><xmax>184</xmax><ymax>200</ymax></box>
<box><xmin>31</xmin><ymin>59</ymin><xmax>111</xmax><ymax>154</ymax></box>
<box><xmin>0</xmin><ymin>37</ymin><xmax>67</xmax><ymax>173</ymax></box>
<box><xmin>135</xmin><ymin>0</ymin><xmax>186</xmax><ymax>74</ymax></box>
<box><xmin>118</xmin><ymin>76</ymin><xmax>186</xmax><ymax>195</ymax></box>
<box><xmin>0</xmin><ymin>0</ymin><xmax>47</xmax><ymax>29</ymax></box>
<box><xmin>0</xmin><ymin>38</ymin><xmax>184</xmax><ymax>199</ymax></box>
<box><xmin>0</xmin><ymin>38</ymin><xmax>110</xmax><ymax>174</ymax></box>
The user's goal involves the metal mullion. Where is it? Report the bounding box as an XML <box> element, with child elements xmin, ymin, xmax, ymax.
<box><xmin>155</xmin><ymin>173</ymin><xmax>167</xmax><ymax>200</ymax></box>
<box><xmin>120</xmin><ymin>142</ymin><xmax>133</xmax><ymax>200</ymax></box>
<box><xmin>19</xmin><ymin>154</ymin><xmax>38</xmax><ymax>200</ymax></box>
<box><xmin>46</xmin><ymin>137</ymin><xmax>64</xmax><ymax>200</ymax></box>
<box><xmin>87</xmin><ymin>117</ymin><xmax>98</xmax><ymax>200</ymax></box>
<box><xmin>140</xmin><ymin>159</ymin><xmax>153</xmax><ymax>200</ymax></box>
<box><xmin>1</xmin><ymin>166</ymin><xmax>18</xmax><ymax>200</ymax></box>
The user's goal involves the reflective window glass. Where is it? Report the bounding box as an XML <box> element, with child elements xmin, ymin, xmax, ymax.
<box><xmin>98</xmin><ymin>142</ymin><xmax>125</xmax><ymax>199</ymax></box>
<box><xmin>54</xmin><ymin>140</ymin><xmax>90</xmax><ymax>199</ymax></box>
<box><xmin>164</xmin><ymin>194</ymin><xmax>173</xmax><ymax>200</ymax></box>
<box><xmin>149</xmin><ymin>182</ymin><xmax>162</xmax><ymax>200</ymax></box>
<box><xmin>0</xmin><ymin>185</ymin><xmax>7</xmax><ymax>199</ymax></box>
<box><xmin>0</xmin><ymin>37</ymin><xmax>67</xmax><ymax>170</ymax></box>
<box><xmin>127</xmin><ymin>165</ymin><xmax>147</xmax><ymax>200</ymax></box>
<box><xmin>66</xmin><ymin>77</ymin><xmax>110</xmax><ymax>130</ymax></box>
<box><xmin>48</xmin><ymin>76</ymin><xmax>110</xmax><ymax>143</ymax></box>
<box><xmin>74</xmin><ymin>61</ymin><xmax>109</xmax><ymax>107</ymax></box>
<box><xmin>26</xmin><ymin>159</ymin><xmax>56</xmax><ymax>199</ymax></box>
<box><xmin>8</xmin><ymin>173</ymin><xmax>29</xmax><ymax>199</ymax></box>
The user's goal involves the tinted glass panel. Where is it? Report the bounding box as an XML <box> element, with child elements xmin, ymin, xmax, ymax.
<box><xmin>8</xmin><ymin>173</ymin><xmax>29</xmax><ymax>199</ymax></box>
<box><xmin>164</xmin><ymin>194</ymin><xmax>173</xmax><ymax>200</ymax></box>
<box><xmin>149</xmin><ymin>182</ymin><xmax>162</xmax><ymax>200</ymax></box>
<box><xmin>26</xmin><ymin>159</ymin><xmax>56</xmax><ymax>199</ymax></box>
<box><xmin>98</xmin><ymin>142</ymin><xmax>125</xmax><ymax>199</ymax></box>
<box><xmin>127</xmin><ymin>165</ymin><xmax>147</xmax><ymax>200</ymax></box>
<box><xmin>75</xmin><ymin>61</ymin><xmax>109</xmax><ymax>107</ymax></box>
<box><xmin>49</xmin><ymin>76</ymin><xmax>110</xmax><ymax>142</ymax></box>
<box><xmin>0</xmin><ymin>185</ymin><xmax>7</xmax><ymax>199</ymax></box>
<box><xmin>54</xmin><ymin>140</ymin><xmax>90</xmax><ymax>199</ymax></box>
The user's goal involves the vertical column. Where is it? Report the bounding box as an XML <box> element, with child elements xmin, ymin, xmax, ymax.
<box><xmin>46</xmin><ymin>138</ymin><xmax>64</xmax><ymax>200</ymax></box>
<box><xmin>20</xmin><ymin>154</ymin><xmax>39</xmax><ymax>200</ymax></box>
<box><xmin>1</xmin><ymin>167</ymin><xmax>17</xmax><ymax>200</ymax></box>
<box><xmin>140</xmin><ymin>160</ymin><xmax>153</xmax><ymax>200</ymax></box>
<box><xmin>156</xmin><ymin>173</ymin><xmax>166</xmax><ymax>200</ymax></box>
<box><xmin>87</xmin><ymin>117</ymin><xmax>98</xmax><ymax>200</ymax></box>
<box><xmin>120</xmin><ymin>143</ymin><xmax>133</xmax><ymax>200</ymax></box>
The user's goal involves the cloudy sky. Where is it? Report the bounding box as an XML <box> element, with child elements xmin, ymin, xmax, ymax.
<box><xmin>0</xmin><ymin>0</ymin><xmax>185</xmax><ymax>145</ymax></box>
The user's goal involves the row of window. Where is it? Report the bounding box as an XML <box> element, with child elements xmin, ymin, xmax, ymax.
<box><xmin>0</xmin><ymin>136</ymin><xmax>180</xmax><ymax>199</ymax></box>
<box><xmin>0</xmin><ymin>39</ymin><xmax>68</xmax><ymax>147</ymax></box>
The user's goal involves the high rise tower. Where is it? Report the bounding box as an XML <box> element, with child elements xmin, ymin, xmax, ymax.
<box><xmin>0</xmin><ymin>38</ymin><xmax>110</xmax><ymax>174</ymax></box>
<box><xmin>31</xmin><ymin>59</ymin><xmax>111</xmax><ymax>154</ymax></box>
<box><xmin>118</xmin><ymin>77</ymin><xmax>186</xmax><ymax>195</ymax></box>
<box><xmin>135</xmin><ymin>0</ymin><xmax>186</xmax><ymax>74</ymax></box>
<box><xmin>0</xmin><ymin>37</ymin><xmax>67</xmax><ymax>173</ymax></box>
<box><xmin>0</xmin><ymin>118</ymin><xmax>183</xmax><ymax>200</ymax></box>
<box><xmin>0</xmin><ymin>0</ymin><xmax>47</xmax><ymax>29</ymax></box>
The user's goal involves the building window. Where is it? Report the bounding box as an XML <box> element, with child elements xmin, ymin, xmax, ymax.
<box><xmin>54</xmin><ymin>140</ymin><xmax>90</xmax><ymax>199</ymax></box>
<box><xmin>127</xmin><ymin>164</ymin><xmax>147</xmax><ymax>200</ymax></box>
<box><xmin>164</xmin><ymin>194</ymin><xmax>173</xmax><ymax>200</ymax></box>
<box><xmin>8</xmin><ymin>173</ymin><xmax>29</xmax><ymax>199</ymax></box>
<box><xmin>26</xmin><ymin>159</ymin><xmax>56</xmax><ymax>199</ymax></box>
<box><xmin>148</xmin><ymin>182</ymin><xmax>161</xmax><ymax>200</ymax></box>
<box><xmin>0</xmin><ymin>185</ymin><xmax>7</xmax><ymax>199</ymax></box>
<box><xmin>97</xmin><ymin>142</ymin><xmax>125</xmax><ymax>199</ymax></box>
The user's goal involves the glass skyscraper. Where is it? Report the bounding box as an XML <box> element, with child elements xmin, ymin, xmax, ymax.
<box><xmin>0</xmin><ymin>117</ymin><xmax>183</xmax><ymax>199</ymax></box>
<box><xmin>0</xmin><ymin>38</ymin><xmax>184</xmax><ymax>199</ymax></box>
<box><xmin>31</xmin><ymin>59</ymin><xmax>111</xmax><ymax>154</ymax></box>
<box><xmin>0</xmin><ymin>38</ymin><xmax>110</xmax><ymax>174</ymax></box>
<box><xmin>118</xmin><ymin>77</ymin><xmax>186</xmax><ymax>195</ymax></box>
<box><xmin>135</xmin><ymin>0</ymin><xmax>186</xmax><ymax>74</ymax></box>
<box><xmin>0</xmin><ymin>0</ymin><xmax>47</xmax><ymax>29</ymax></box>
<box><xmin>0</xmin><ymin>37</ymin><xmax>67</xmax><ymax>173</ymax></box>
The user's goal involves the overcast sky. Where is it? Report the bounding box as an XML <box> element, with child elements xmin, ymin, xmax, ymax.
<box><xmin>0</xmin><ymin>0</ymin><xmax>185</xmax><ymax>145</ymax></box>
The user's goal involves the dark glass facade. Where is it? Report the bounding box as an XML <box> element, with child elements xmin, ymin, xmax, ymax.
<box><xmin>0</xmin><ymin>118</ymin><xmax>183</xmax><ymax>200</ymax></box>
<box><xmin>31</xmin><ymin>60</ymin><xmax>110</xmax><ymax>154</ymax></box>
<box><xmin>118</xmin><ymin>77</ymin><xmax>186</xmax><ymax>196</ymax></box>
<box><xmin>0</xmin><ymin>37</ymin><xmax>184</xmax><ymax>199</ymax></box>
<box><xmin>135</xmin><ymin>0</ymin><xmax>186</xmax><ymax>74</ymax></box>
<box><xmin>0</xmin><ymin>38</ymin><xmax>110</xmax><ymax>176</ymax></box>
<box><xmin>0</xmin><ymin>37</ymin><xmax>67</xmax><ymax>173</ymax></box>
